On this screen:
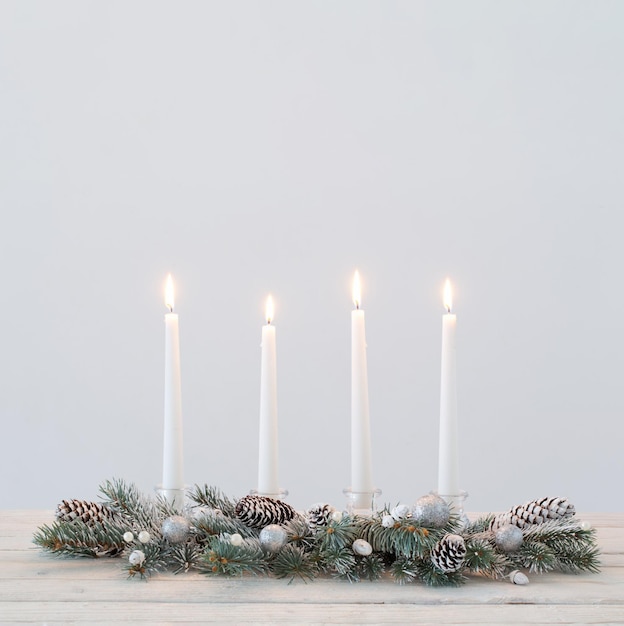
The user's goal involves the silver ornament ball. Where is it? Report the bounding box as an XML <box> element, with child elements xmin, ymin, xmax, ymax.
<box><xmin>352</xmin><ymin>539</ymin><xmax>373</xmax><ymax>556</ymax></box>
<box><xmin>495</xmin><ymin>524</ymin><xmax>524</xmax><ymax>552</ymax></box>
<box><xmin>259</xmin><ymin>524</ymin><xmax>288</xmax><ymax>553</ymax></box>
<box><xmin>331</xmin><ymin>510</ymin><xmax>343</xmax><ymax>523</ymax></box>
<box><xmin>128</xmin><ymin>549</ymin><xmax>145</xmax><ymax>566</ymax></box>
<box><xmin>162</xmin><ymin>515</ymin><xmax>191</xmax><ymax>544</ymax></box>
<box><xmin>412</xmin><ymin>494</ymin><xmax>451</xmax><ymax>528</ymax></box>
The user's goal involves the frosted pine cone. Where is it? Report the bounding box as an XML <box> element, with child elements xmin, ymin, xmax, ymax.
<box><xmin>235</xmin><ymin>495</ymin><xmax>296</xmax><ymax>529</ymax></box>
<box><xmin>56</xmin><ymin>499</ymin><xmax>114</xmax><ymax>526</ymax></box>
<box><xmin>305</xmin><ymin>503</ymin><xmax>335</xmax><ymax>531</ymax></box>
<box><xmin>430</xmin><ymin>534</ymin><xmax>466</xmax><ymax>573</ymax></box>
<box><xmin>491</xmin><ymin>497</ymin><xmax>575</xmax><ymax>530</ymax></box>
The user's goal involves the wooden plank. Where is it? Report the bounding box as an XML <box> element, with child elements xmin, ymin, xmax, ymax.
<box><xmin>0</xmin><ymin>601</ymin><xmax>623</xmax><ymax>624</ymax></box>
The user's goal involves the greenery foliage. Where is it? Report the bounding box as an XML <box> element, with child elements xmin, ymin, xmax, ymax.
<box><xmin>33</xmin><ymin>478</ymin><xmax>601</xmax><ymax>586</ymax></box>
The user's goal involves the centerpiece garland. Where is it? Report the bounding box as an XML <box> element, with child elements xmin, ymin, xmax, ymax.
<box><xmin>33</xmin><ymin>479</ymin><xmax>600</xmax><ymax>586</ymax></box>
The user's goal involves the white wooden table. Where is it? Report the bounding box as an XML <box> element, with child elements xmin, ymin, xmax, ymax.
<box><xmin>1</xmin><ymin>511</ymin><xmax>622</xmax><ymax>624</ymax></box>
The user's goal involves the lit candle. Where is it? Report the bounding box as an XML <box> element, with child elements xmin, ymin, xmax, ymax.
<box><xmin>258</xmin><ymin>295</ymin><xmax>279</xmax><ymax>496</ymax></box>
<box><xmin>351</xmin><ymin>271</ymin><xmax>374</xmax><ymax>508</ymax></box>
<box><xmin>162</xmin><ymin>274</ymin><xmax>184</xmax><ymax>500</ymax></box>
<box><xmin>438</xmin><ymin>278</ymin><xmax>459</xmax><ymax>500</ymax></box>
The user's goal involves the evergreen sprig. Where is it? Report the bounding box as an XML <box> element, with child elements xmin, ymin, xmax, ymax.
<box><xmin>33</xmin><ymin>480</ymin><xmax>602</xmax><ymax>587</ymax></box>
<box><xmin>197</xmin><ymin>536</ymin><xmax>267</xmax><ymax>577</ymax></box>
<box><xmin>33</xmin><ymin>518</ymin><xmax>126</xmax><ymax>558</ymax></box>
<box><xmin>188</xmin><ymin>485</ymin><xmax>237</xmax><ymax>517</ymax></box>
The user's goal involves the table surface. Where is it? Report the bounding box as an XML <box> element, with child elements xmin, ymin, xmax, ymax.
<box><xmin>1</xmin><ymin>511</ymin><xmax>622</xmax><ymax>625</ymax></box>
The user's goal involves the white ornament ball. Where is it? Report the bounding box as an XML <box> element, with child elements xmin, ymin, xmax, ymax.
<box><xmin>230</xmin><ymin>533</ymin><xmax>244</xmax><ymax>547</ymax></box>
<box><xmin>259</xmin><ymin>524</ymin><xmax>288</xmax><ymax>553</ymax></box>
<box><xmin>495</xmin><ymin>524</ymin><xmax>524</xmax><ymax>553</ymax></box>
<box><xmin>162</xmin><ymin>515</ymin><xmax>191</xmax><ymax>544</ymax></box>
<box><xmin>123</xmin><ymin>531</ymin><xmax>134</xmax><ymax>543</ymax></box>
<box><xmin>331</xmin><ymin>510</ymin><xmax>343</xmax><ymax>523</ymax></box>
<box><xmin>391</xmin><ymin>504</ymin><xmax>410</xmax><ymax>520</ymax></box>
<box><xmin>138</xmin><ymin>531</ymin><xmax>151</xmax><ymax>544</ymax></box>
<box><xmin>352</xmin><ymin>539</ymin><xmax>373</xmax><ymax>556</ymax></box>
<box><xmin>579</xmin><ymin>520</ymin><xmax>592</xmax><ymax>531</ymax></box>
<box><xmin>382</xmin><ymin>514</ymin><xmax>395</xmax><ymax>528</ymax></box>
<box><xmin>128</xmin><ymin>549</ymin><xmax>145</xmax><ymax>566</ymax></box>
<box><xmin>509</xmin><ymin>569</ymin><xmax>529</xmax><ymax>585</ymax></box>
<box><xmin>411</xmin><ymin>494</ymin><xmax>451</xmax><ymax>528</ymax></box>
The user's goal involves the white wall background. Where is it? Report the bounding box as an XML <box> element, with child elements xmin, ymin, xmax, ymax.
<box><xmin>1</xmin><ymin>0</ymin><xmax>622</xmax><ymax>513</ymax></box>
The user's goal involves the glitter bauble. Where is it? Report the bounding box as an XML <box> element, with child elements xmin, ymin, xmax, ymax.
<box><xmin>138</xmin><ymin>531</ymin><xmax>151</xmax><ymax>544</ymax></box>
<box><xmin>162</xmin><ymin>515</ymin><xmax>191</xmax><ymax>544</ymax></box>
<box><xmin>352</xmin><ymin>539</ymin><xmax>373</xmax><ymax>556</ymax></box>
<box><xmin>411</xmin><ymin>494</ymin><xmax>451</xmax><ymax>528</ymax></box>
<box><xmin>259</xmin><ymin>524</ymin><xmax>288</xmax><ymax>553</ymax></box>
<box><xmin>128</xmin><ymin>550</ymin><xmax>145</xmax><ymax>566</ymax></box>
<box><xmin>123</xmin><ymin>531</ymin><xmax>134</xmax><ymax>543</ymax></box>
<box><xmin>495</xmin><ymin>524</ymin><xmax>524</xmax><ymax>553</ymax></box>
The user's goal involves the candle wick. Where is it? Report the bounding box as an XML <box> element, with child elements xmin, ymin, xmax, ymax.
<box><xmin>168</xmin><ymin>305</ymin><xmax>173</xmax><ymax>313</ymax></box>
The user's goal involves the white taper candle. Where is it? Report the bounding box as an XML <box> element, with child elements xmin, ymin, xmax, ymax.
<box><xmin>438</xmin><ymin>278</ymin><xmax>459</xmax><ymax>499</ymax></box>
<box><xmin>163</xmin><ymin>274</ymin><xmax>184</xmax><ymax>494</ymax></box>
<box><xmin>351</xmin><ymin>271</ymin><xmax>374</xmax><ymax>509</ymax></box>
<box><xmin>258</xmin><ymin>295</ymin><xmax>279</xmax><ymax>496</ymax></box>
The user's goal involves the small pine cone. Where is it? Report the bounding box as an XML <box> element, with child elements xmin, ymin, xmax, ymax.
<box><xmin>235</xmin><ymin>495</ymin><xmax>296</xmax><ymax>529</ymax></box>
<box><xmin>491</xmin><ymin>497</ymin><xmax>576</xmax><ymax>531</ymax></box>
<box><xmin>56</xmin><ymin>499</ymin><xmax>114</xmax><ymax>526</ymax></box>
<box><xmin>305</xmin><ymin>503</ymin><xmax>335</xmax><ymax>531</ymax></box>
<box><xmin>430</xmin><ymin>534</ymin><xmax>467</xmax><ymax>573</ymax></box>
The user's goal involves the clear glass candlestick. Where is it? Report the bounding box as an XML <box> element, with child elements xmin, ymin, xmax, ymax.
<box><xmin>435</xmin><ymin>489</ymin><xmax>469</xmax><ymax>527</ymax></box>
<box><xmin>250</xmin><ymin>488</ymin><xmax>289</xmax><ymax>500</ymax></box>
<box><xmin>343</xmin><ymin>487</ymin><xmax>382</xmax><ymax>516</ymax></box>
<box><xmin>155</xmin><ymin>486</ymin><xmax>186</xmax><ymax>510</ymax></box>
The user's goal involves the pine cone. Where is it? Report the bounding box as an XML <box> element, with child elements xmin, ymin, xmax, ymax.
<box><xmin>305</xmin><ymin>503</ymin><xmax>335</xmax><ymax>531</ymax></box>
<box><xmin>490</xmin><ymin>496</ymin><xmax>575</xmax><ymax>530</ymax></box>
<box><xmin>235</xmin><ymin>495</ymin><xmax>296</xmax><ymax>529</ymax></box>
<box><xmin>430</xmin><ymin>534</ymin><xmax>466</xmax><ymax>573</ymax></box>
<box><xmin>56</xmin><ymin>499</ymin><xmax>114</xmax><ymax>526</ymax></box>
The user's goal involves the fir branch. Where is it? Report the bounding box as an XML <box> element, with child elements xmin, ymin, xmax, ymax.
<box><xmin>462</xmin><ymin>515</ymin><xmax>496</xmax><ymax>536</ymax></box>
<box><xmin>315</xmin><ymin>516</ymin><xmax>358</xmax><ymax>551</ymax></box>
<box><xmin>283</xmin><ymin>515</ymin><xmax>314</xmax><ymax>549</ymax></box>
<box><xmin>318</xmin><ymin>546</ymin><xmax>358</xmax><ymax>581</ymax></box>
<box><xmin>358</xmin><ymin>517</ymin><xmax>440</xmax><ymax>559</ymax></box>
<box><xmin>355</xmin><ymin>554</ymin><xmax>385</xmax><ymax>581</ymax></box>
<box><xmin>168</xmin><ymin>542</ymin><xmax>202</xmax><ymax>574</ymax></box>
<box><xmin>388</xmin><ymin>555</ymin><xmax>420</xmax><ymax>584</ymax></box>
<box><xmin>198</xmin><ymin>536</ymin><xmax>267</xmax><ymax>577</ymax></box>
<box><xmin>188</xmin><ymin>485</ymin><xmax>237</xmax><ymax>517</ymax></box>
<box><xmin>464</xmin><ymin>538</ymin><xmax>510</xmax><ymax>579</ymax></box>
<box><xmin>416</xmin><ymin>558</ymin><xmax>466</xmax><ymax>587</ymax></box>
<box><xmin>33</xmin><ymin>519</ymin><xmax>126</xmax><ymax>558</ymax></box>
<box><xmin>126</xmin><ymin>543</ymin><xmax>170</xmax><ymax>580</ymax></box>
<box><xmin>192</xmin><ymin>511</ymin><xmax>258</xmax><ymax>541</ymax></box>
<box><xmin>269</xmin><ymin>544</ymin><xmax>318</xmax><ymax>583</ymax></box>
<box><xmin>99</xmin><ymin>478</ymin><xmax>163</xmax><ymax>537</ymax></box>
<box><xmin>512</xmin><ymin>541</ymin><xmax>557</xmax><ymax>574</ymax></box>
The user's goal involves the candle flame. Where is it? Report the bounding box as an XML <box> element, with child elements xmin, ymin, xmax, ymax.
<box><xmin>265</xmin><ymin>295</ymin><xmax>274</xmax><ymax>324</ymax></box>
<box><xmin>165</xmin><ymin>274</ymin><xmax>175</xmax><ymax>312</ymax></box>
<box><xmin>443</xmin><ymin>278</ymin><xmax>453</xmax><ymax>313</ymax></box>
<box><xmin>352</xmin><ymin>270</ymin><xmax>361</xmax><ymax>309</ymax></box>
